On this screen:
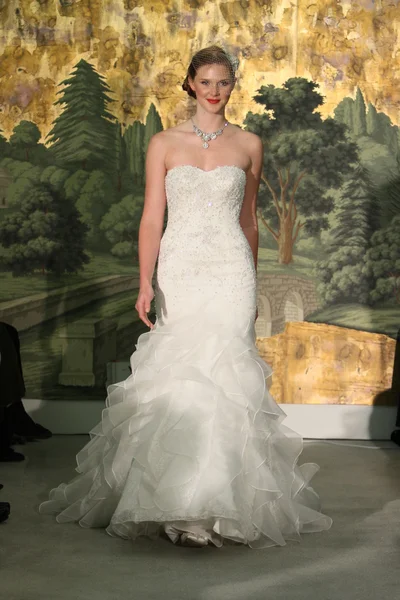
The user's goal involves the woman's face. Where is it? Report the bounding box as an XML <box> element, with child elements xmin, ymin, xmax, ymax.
<box><xmin>189</xmin><ymin>63</ymin><xmax>235</xmax><ymax>111</ymax></box>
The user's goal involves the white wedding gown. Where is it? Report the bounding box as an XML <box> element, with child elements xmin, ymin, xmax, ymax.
<box><xmin>39</xmin><ymin>165</ymin><xmax>333</xmax><ymax>548</ymax></box>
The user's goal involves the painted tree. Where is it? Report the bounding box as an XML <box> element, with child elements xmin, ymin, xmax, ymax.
<box><xmin>143</xmin><ymin>103</ymin><xmax>163</xmax><ymax>157</ymax></box>
<box><xmin>366</xmin><ymin>103</ymin><xmax>384</xmax><ymax>143</ymax></box>
<box><xmin>9</xmin><ymin>121</ymin><xmax>42</xmax><ymax>162</ymax></box>
<box><xmin>114</xmin><ymin>122</ymin><xmax>126</xmax><ymax>192</ymax></box>
<box><xmin>1</xmin><ymin>158</ymin><xmax>42</xmax><ymax>205</ymax></box>
<box><xmin>0</xmin><ymin>182</ymin><xmax>89</xmax><ymax>276</ymax></box>
<box><xmin>372</xmin><ymin>171</ymin><xmax>400</xmax><ymax>228</ymax></box>
<box><xmin>46</xmin><ymin>59</ymin><xmax>116</xmax><ymax>172</ymax></box>
<box><xmin>40</xmin><ymin>165</ymin><xmax>71</xmax><ymax>194</ymax></box>
<box><xmin>315</xmin><ymin>164</ymin><xmax>378</xmax><ymax>306</ymax></box>
<box><xmin>244</xmin><ymin>78</ymin><xmax>358</xmax><ymax>264</ymax></box>
<box><xmin>64</xmin><ymin>169</ymin><xmax>91</xmax><ymax>202</ymax></box>
<box><xmin>386</xmin><ymin>126</ymin><xmax>399</xmax><ymax>160</ymax></box>
<box><xmin>332</xmin><ymin>165</ymin><xmax>381</xmax><ymax>243</ymax></box>
<box><xmin>0</xmin><ymin>128</ymin><xmax>8</xmax><ymax>158</ymax></box>
<box><xmin>353</xmin><ymin>87</ymin><xmax>367</xmax><ymax>137</ymax></box>
<box><xmin>362</xmin><ymin>215</ymin><xmax>400</xmax><ymax>305</ymax></box>
<box><xmin>334</xmin><ymin>97</ymin><xmax>354</xmax><ymax>131</ymax></box>
<box><xmin>338</xmin><ymin>97</ymin><xmax>400</xmax><ymax>159</ymax></box>
<box><xmin>100</xmin><ymin>194</ymin><xmax>144</xmax><ymax>258</ymax></box>
<box><xmin>76</xmin><ymin>170</ymin><xmax>117</xmax><ymax>247</ymax></box>
<box><xmin>366</xmin><ymin>106</ymin><xmax>399</xmax><ymax>156</ymax></box>
<box><xmin>124</xmin><ymin>120</ymin><xmax>145</xmax><ymax>187</ymax></box>
<box><xmin>334</xmin><ymin>87</ymin><xmax>366</xmax><ymax>137</ymax></box>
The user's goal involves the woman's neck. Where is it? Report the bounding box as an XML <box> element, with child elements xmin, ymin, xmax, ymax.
<box><xmin>192</xmin><ymin>110</ymin><xmax>227</xmax><ymax>132</ymax></box>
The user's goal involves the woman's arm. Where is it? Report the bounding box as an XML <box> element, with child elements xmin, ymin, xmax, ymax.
<box><xmin>135</xmin><ymin>133</ymin><xmax>168</xmax><ymax>328</ymax></box>
<box><xmin>138</xmin><ymin>133</ymin><xmax>168</xmax><ymax>288</ymax></box>
<box><xmin>239</xmin><ymin>133</ymin><xmax>263</xmax><ymax>272</ymax></box>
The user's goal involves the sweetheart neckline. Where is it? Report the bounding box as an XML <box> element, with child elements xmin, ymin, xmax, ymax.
<box><xmin>166</xmin><ymin>165</ymin><xmax>246</xmax><ymax>178</ymax></box>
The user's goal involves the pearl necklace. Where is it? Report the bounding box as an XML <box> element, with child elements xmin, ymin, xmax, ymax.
<box><xmin>191</xmin><ymin>118</ymin><xmax>228</xmax><ymax>149</ymax></box>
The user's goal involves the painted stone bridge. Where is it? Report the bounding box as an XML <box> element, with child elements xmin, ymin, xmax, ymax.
<box><xmin>255</xmin><ymin>274</ymin><xmax>320</xmax><ymax>338</ymax></box>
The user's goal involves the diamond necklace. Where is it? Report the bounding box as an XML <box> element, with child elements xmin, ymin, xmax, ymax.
<box><xmin>191</xmin><ymin>118</ymin><xmax>228</xmax><ymax>149</ymax></box>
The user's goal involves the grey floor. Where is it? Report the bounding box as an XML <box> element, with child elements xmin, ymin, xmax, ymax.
<box><xmin>1</xmin><ymin>436</ymin><xmax>400</xmax><ymax>600</ymax></box>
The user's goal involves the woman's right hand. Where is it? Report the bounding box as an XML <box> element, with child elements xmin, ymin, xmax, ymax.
<box><xmin>135</xmin><ymin>283</ymin><xmax>155</xmax><ymax>329</ymax></box>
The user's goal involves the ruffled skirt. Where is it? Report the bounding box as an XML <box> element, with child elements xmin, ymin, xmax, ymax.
<box><xmin>39</xmin><ymin>302</ymin><xmax>332</xmax><ymax>549</ymax></box>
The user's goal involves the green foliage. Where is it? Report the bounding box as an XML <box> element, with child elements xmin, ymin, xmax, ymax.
<box><xmin>9</xmin><ymin>120</ymin><xmax>40</xmax><ymax>148</ymax></box>
<box><xmin>386</xmin><ymin>126</ymin><xmax>400</xmax><ymax>159</ymax></box>
<box><xmin>295</xmin><ymin>235</ymin><xmax>325</xmax><ymax>258</ymax></box>
<box><xmin>143</xmin><ymin>103</ymin><xmax>163</xmax><ymax>157</ymax></box>
<box><xmin>0</xmin><ymin>181</ymin><xmax>89</xmax><ymax>276</ymax></box>
<box><xmin>331</xmin><ymin>164</ymin><xmax>381</xmax><ymax>246</ymax></box>
<box><xmin>1</xmin><ymin>159</ymin><xmax>42</xmax><ymax>209</ymax></box>
<box><xmin>244</xmin><ymin>77</ymin><xmax>358</xmax><ymax>263</ymax></box>
<box><xmin>114</xmin><ymin>122</ymin><xmax>127</xmax><ymax>191</ymax></box>
<box><xmin>1</xmin><ymin>158</ymin><xmax>41</xmax><ymax>184</ymax></box>
<box><xmin>378</xmin><ymin>112</ymin><xmax>394</xmax><ymax>146</ymax></box>
<box><xmin>76</xmin><ymin>170</ymin><xmax>117</xmax><ymax>247</ymax></box>
<box><xmin>40</xmin><ymin>165</ymin><xmax>71</xmax><ymax>194</ymax></box>
<box><xmin>124</xmin><ymin>120</ymin><xmax>145</xmax><ymax>187</ymax></box>
<box><xmin>0</xmin><ymin>128</ymin><xmax>9</xmax><ymax>158</ymax></box>
<box><xmin>8</xmin><ymin>121</ymin><xmax>52</xmax><ymax>165</ymax></box>
<box><xmin>316</xmin><ymin>248</ymin><xmax>371</xmax><ymax>305</ymax></box>
<box><xmin>334</xmin><ymin>97</ymin><xmax>353</xmax><ymax>131</ymax></box>
<box><xmin>100</xmin><ymin>194</ymin><xmax>144</xmax><ymax>258</ymax></box>
<box><xmin>46</xmin><ymin>59</ymin><xmax>117</xmax><ymax>172</ymax></box>
<box><xmin>353</xmin><ymin>88</ymin><xmax>367</xmax><ymax>136</ymax></box>
<box><xmin>366</xmin><ymin>103</ymin><xmax>384</xmax><ymax>143</ymax></box>
<box><xmin>64</xmin><ymin>170</ymin><xmax>91</xmax><ymax>201</ymax></box>
<box><xmin>252</xmin><ymin>78</ymin><xmax>324</xmax><ymax>129</ymax></box>
<box><xmin>306</xmin><ymin>303</ymin><xmax>398</xmax><ymax>339</ymax></box>
<box><xmin>356</xmin><ymin>136</ymin><xmax>397</xmax><ymax>187</ymax></box>
<box><xmin>373</xmin><ymin>172</ymin><xmax>400</xmax><ymax>227</ymax></box>
<box><xmin>337</xmin><ymin>92</ymin><xmax>400</xmax><ymax>161</ymax></box>
<box><xmin>315</xmin><ymin>164</ymin><xmax>378</xmax><ymax>305</ymax></box>
<box><xmin>362</xmin><ymin>215</ymin><xmax>400</xmax><ymax>304</ymax></box>
<box><xmin>0</xmin><ymin>252</ymin><xmax>138</xmax><ymax>302</ymax></box>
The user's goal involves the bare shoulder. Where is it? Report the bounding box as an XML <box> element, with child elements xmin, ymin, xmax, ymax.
<box><xmin>234</xmin><ymin>126</ymin><xmax>262</xmax><ymax>152</ymax></box>
<box><xmin>146</xmin><ymin>130</ymin><xmax>174</xmax><ymax>161</ymax></box>
<box><xmin>148</xmin><ymin>122</ymin><xmax>190</xmax><ymax>151</ymax></box>
<box><xmin>231</xmin><ymin>125</ymin><xmax>262</xmax><ymax>158</ymax></box>
<box><xmin>230</xmin><ymin>125</ymin><xmax>263</xmax><ymax>172</ymax></box>
<box><xmin>147</xmin><ymin>130</ymin><xmax>167</xmax><ymax>150</ymax></box>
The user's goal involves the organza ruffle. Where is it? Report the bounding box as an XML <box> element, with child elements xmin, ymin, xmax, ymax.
<box><xmin>39</xmin><ymin>309</ymin><xmax>332</xmax><ymax>549</ymax></box>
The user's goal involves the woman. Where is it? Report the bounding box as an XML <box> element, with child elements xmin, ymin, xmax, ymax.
<box><xmin>39</xmin><ymin>46</ymin><xmax>332</xmax><ymax>549</ymax></box>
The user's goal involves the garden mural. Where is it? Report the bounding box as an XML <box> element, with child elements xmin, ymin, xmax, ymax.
<box><xmin>0</xmin><ymin>0</ymin><xmax>398</xmax><ymax>405</ymax></box>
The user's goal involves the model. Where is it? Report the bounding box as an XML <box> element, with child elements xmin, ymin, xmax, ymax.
<box><xmin>39</xmin><ymin>46</ymin><xmax>333</xmax><ymax>549</ymax></box>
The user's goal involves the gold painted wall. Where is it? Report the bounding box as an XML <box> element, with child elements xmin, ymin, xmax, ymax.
<box><xmin>1</xmin><ymin>0</ymin><xmax>400</xmax><ymax>138</ymax></box>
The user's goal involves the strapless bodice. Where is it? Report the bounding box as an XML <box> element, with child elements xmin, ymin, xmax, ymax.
<box><xmin>165</xmin><ymin>164</ymin><xmax>246</xmax><ymax>223</ymax></box>
<box><xmin>160</xmin><ymin>165</ymin><xmax>248</xmax><ymax>263</ymax></box>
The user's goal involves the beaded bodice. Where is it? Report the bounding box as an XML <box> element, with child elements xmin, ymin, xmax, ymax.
<box><xmin>160</xmin><ymin>165</ymin><xmax>251</xmax><ymax>263</ymax></box>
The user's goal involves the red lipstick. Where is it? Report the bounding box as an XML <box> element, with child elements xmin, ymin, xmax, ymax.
<box><xmin>207</xmin><ymin>99</ymin><xmax>220</xmax><ymax>104</ymax></box>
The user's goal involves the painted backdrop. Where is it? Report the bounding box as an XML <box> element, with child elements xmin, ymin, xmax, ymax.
<box><xmin>0</xmin><ymin>0</ymin><xmax>399</xmax><ymax>404</ymax></box>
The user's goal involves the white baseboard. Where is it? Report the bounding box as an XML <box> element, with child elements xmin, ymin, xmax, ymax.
<box><xmin>22</xmin><ymin>398</ymin><xmax>398</xmax><ymax>440</ymax></box>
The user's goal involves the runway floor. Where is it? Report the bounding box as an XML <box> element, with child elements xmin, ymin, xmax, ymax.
<box><xmin>1</xmin><ymin>436</ymin><xmax>399</xmax><ymax>600</ymax></box>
